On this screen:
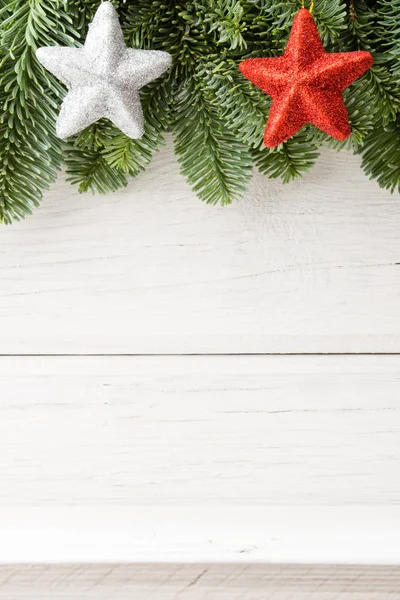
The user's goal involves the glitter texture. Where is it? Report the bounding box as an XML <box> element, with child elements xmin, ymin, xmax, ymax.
<box><xmin>239</xmin><ymin>8</ymin><xmax>373</xmax><ymax>148</ymax></box>
<box><xmin>36</xmin><ymin>2</ymin><xmax>172</xmax><ymax>139</ymax></box>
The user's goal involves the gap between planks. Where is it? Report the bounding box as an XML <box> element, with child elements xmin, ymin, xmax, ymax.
<box><xmin>1</xmin><ymin>352</ymin><xmax>400</xmax><ymax>356</ymax></box>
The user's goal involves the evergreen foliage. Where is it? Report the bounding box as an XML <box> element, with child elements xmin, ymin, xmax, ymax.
<box><xmin>0</xmin><ymin>0</ymin><xmax>399</xmax><ymax>222</ymax></box>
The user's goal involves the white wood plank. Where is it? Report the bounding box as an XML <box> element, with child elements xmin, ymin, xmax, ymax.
<box><xmin>1</xmin><ymin>507</ymin><xmax>400</xmax><ymax>563</ymax></box>
<box><xmin>1</xmin><ymin>355</ymin><xmax>399</xmax><ymax>506</ymax></box>
<box><xmin>1</xmin><ymin>138</ymin><xmax>400</xmax><ymax>354</ymax></box>
<box><xmin>2</xmin><ymin>563</ymin><xmax>400</xmax><ymax>599</ymax></box>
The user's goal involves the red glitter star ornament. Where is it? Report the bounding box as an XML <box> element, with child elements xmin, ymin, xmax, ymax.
<box><xmin>239</xmin><ymin>8</ymin><xmax>374</xmax><ymax>148</ymax></box>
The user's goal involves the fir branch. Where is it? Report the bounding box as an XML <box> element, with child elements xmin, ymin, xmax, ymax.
<box><xmin>63</xmin><ymin>119</ymin><xmax>129</xmax><ymax>193</ymax></box>
<box><xmin>1</xmin><ymin>0</ymin><xmax>400</xmax><ymax>222</ymax></box>
<box><xmin>246</xmin><ymin>0</ymin><xmax>347</xmax><ymax>49</ymax></box>
<box><xmin>251</xmin><ymin>129</ymin><xmax>320</xmax><ymax>184</ymax></box>
<box><xmin>377</xmin><ymin>0</ymin><xmax>400</xmax><ymax>76</ymax></box>
<box><xmin>366</xmin><ymin>65</ymin><xmax>400</xmax><ymax>126</ymax></box>
<box><xmin>67</xmin><ymin>0</ymin><xmax>130</xmax><ymax>36</ymax></box>
<box><xmin>361</xmin><ymin>122</ymin><xmax>400</xmax><ymax>193</ymax></box>
<box><xmin>65</xmin><ymin>144</ymin><xmax>127</xmax><ymax>194</ymax></box>
<box><xmin>128</xmin><ymin>3</ymin><xmax>253</xmax><ymax>204</ymax></box>
<box><xmin>123</xmin><ymin>0</ymin><xmax>171</xmax><ymax>49</ymax></box>
<box><xmin>173</xmin><ymin>78</ymin><xmax>253</xmax><ymax>205</ymax></box>
<box><xmin>196</xmin><ymin>57</ymin><xmax>269</xmax><ymax>150</ymax></box>
<box><xmin>192</xmin><ymin>0</ymin><xmax>247</xmax><ymax>50</ymax></box>
<box><xmin>102</xmin><ymin>79</ymin><xmax>173</xmax><ymax>175</ymax></box>
<box><xmin>0</xmin><ymin>0</ymin><xmax>78</xmax><ymax>223</ymax></box>
<box><xmin>312</xmin><ymin>0</ymin><xmax>348</xmax><ymax>47</ymax></box>
<box><xmin>125</xmin><ymin>1</ymin><xmax>208</xmax><ymax>78</ymax></box>
<box><xmin>340</xmin><ymin>0</ymin><xmax>376</xmax><ymax>51</ymax></box>
<box><xmin>65</xmin><ymin>0</ymin><xmax>99</xmax><ymax>34</ymax></box>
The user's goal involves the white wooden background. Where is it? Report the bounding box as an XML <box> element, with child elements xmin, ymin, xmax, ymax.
<box><xmin>1</xmin><ymin>137</ymin><xmax>400</xmax><ymax>597</ymax></box>
<box><xmin>2</xmin><ymin>138</ymin><xmax>400</xmax><ymax>354</ymax></box>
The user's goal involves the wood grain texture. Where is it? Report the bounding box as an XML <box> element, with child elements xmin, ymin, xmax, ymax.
<box><xmin>1</xmin><ymin>137</ymin><xmax>400</xmax><ymax>354</ymax></box>
<box><xmin>1</xmin><ymin>564</ymin><xmax>400</xmax><ymax>599</ymax></box>
<box><xmin>1</xmin><ymin>355</ymin><xmax>399</xmax><ymax>506</ymax></box>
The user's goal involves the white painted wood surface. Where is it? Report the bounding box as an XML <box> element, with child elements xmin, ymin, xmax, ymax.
<box><xmin>1</xmin><ymin>138</ymin><xmax>400</xmax><ymax>354</ymax></box>
<box><xmin>1</xmin><ymin>356</ymin><xmax>399</xmax><ymax>507</ymax></box>
<box><xmin>2</xmin><ymin>142</ymin><xmax>400</xmax><ymax>576</ymax></box>
<box><xmin>1</xmin><ymin>507</ymin><xmax>400</xmax><ymax>564</ymax></box>
<box><xmin>2</xmin><ymin>563</ymin><xmax>400</xmax><ymax>600</ymax></box>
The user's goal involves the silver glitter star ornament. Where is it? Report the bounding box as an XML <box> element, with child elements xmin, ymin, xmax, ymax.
<box><xmin>36</xmin><ymin>2</ymin><xmax>172</xmax><ymax>139</ymax></box>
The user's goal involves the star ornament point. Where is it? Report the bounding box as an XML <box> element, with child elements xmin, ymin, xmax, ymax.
<box><xmin>239</xmin><ymin>8</ymin><xmax>374</xmax><ymax>148</ymax></box>
<box><xmin>36</xmin><ymin>2</ymin><xmax>172</xmax><ymax>139</ymax></box>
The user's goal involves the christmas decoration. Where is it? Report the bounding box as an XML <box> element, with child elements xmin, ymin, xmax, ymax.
<box><xmin>36</xmin><ymin>2</ymin><xmax>172</xmax><ymax>139</ymax></box>
<box><xmin>1</xmin><ymin>0</ymin><xmax>400</xmax><ymax>224</ymax></box>
<box><xmin>239</xmin><ymin>8</ymin><xmax>374</xmax><ymax>148</ymax></box>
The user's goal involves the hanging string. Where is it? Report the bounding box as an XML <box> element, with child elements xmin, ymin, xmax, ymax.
<box><xmin>301</xmin><ymin>0</ymin><xmax>315</xmax><ymax>13</ymax></box>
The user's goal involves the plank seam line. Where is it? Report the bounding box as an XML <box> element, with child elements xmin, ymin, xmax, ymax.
<box><xmin>1</xmin><ymin>353</ymin><xmax>400</xmax><ymax>358</ymax></box>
